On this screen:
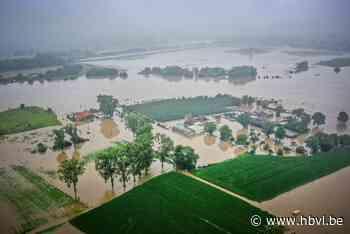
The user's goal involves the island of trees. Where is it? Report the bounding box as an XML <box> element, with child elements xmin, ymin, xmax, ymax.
<box><xmin>138</xmin><ymin>65</ymin><xmax>257</xmax><ymax>80</ymax></box>
<box><xmin>0</xmin><ymin>53</ymin><xmax>66</xmax><ymax>73</ymax></box>
<box><xmin>0</xmin><ymin>64</ymin><xmax>128</xmax><ymax>85</ymax></box>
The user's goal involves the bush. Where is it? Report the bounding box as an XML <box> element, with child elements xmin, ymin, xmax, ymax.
<box><xmin>277</xmin><ymin>148</ymin><xmax>284</xmax><ymax>156</ymax></box>
<box><xmin>236</xmin><ymin>134</ymin><xmax>248</xmax><ymax>145</ymax></box>
<box><xmin>37</xmin><ymin>143</ymin><xmax>48</xmax><ymax>153</ymax></box>
<box><xmin>296</xmin><ymin>146</ymin><xmax>306</xmax><ymax>154</ymax></box>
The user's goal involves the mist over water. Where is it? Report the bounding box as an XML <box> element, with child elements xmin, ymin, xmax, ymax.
<box><xmin>1</xmin><ymin>0</ymin><xmax>350</xmax><ymax>54</ymax></box>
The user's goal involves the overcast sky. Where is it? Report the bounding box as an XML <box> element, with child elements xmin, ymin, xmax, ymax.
<box><xmin>1</xmin><ymin>0</ymin><xmax>349</xmax><ymax>53</ymax></box>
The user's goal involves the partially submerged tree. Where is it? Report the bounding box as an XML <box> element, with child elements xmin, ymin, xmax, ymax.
<box><xmin>155</xmin><ymin>133</ymin><xmax>174</xmax><ymax>170</ymax></box>
<box><xmin>53</xmin><ymin>128</ymin><xmax>66</xmax><ymax>151</ymax></box>
<box><xmin>134</xmin><ymin>125</ymin><xmax>154</xmax><ymax>175</ymax></box>
<box><xmin>262</xmin><ymin>122</ymin><xmax>274</xmax><ymax>138</ymax></box>
<box><xmin>312</xmin><ymin>112</ymin><xmax>326</xmax><ymax>127</ymax></box>
<box><xmin>275</xmin><ymin>126</ymin><xmax>286</xmax><ymax>144</ymax></box>
<box><xmin>337</xmin><ymin>111</ymin><xmax>349</xmax><ymax>123</ymax></box>
<box><xmin>65</xmin><ymin>124</ymin><xmax>86</xmax><ymax>149</ymax></box>
<box><xmin>204</xmin><ymin>122</ymin><xmax>217</xmax><ymax>136</ymax></box>
<box><xmin>112</xmin><ymin>144</ymin><xmax>131</xmax><ymax>190</ymax></box>
<box><xmin>236</xmin><ymin>113</ymin><xmax>250</xmax><ymax>129</ymax></box>
<box><xmin>58</xmin><ymin>158</ymin><xmax>85</xmax><ymax>200</ymax></box>
<box><xmin>219</xmin><ymin>125</ymin><xmax>232</xmax><ymax>142</ymax></box>
<box><xmin>171</xmin><ymin>145</ymin><xmax>199</xmax><ymax>171</ymax></box>
<box><xmin>95</xmin><ymin>150</ymin><xmax>117</xmax><ymax>192</ymax></box>
<box><xmin>97</xmin><ymin>94</ymin><xmax>118</xmax><ymax>118</ymax></box>
<box><xmin>125</xmin><ymin>112</ymin><xmax>150</xmax><ymax>135</ymax></box>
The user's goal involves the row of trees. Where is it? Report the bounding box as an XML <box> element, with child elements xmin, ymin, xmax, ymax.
<box><xmin>53</xmin><ymin>124</ymin><xmax>87</xmax><ymax>151</ymax></box>
<box><xmin>57</xmin><ymin>113</ymin><xmax>199</xmax><ymax>200</ymax></box>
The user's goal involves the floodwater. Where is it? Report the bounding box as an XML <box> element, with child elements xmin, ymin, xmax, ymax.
<box><xmin>260</xmin><ymin>166</ymin><xmax>350</xmax><ymax>234</ymax></box>
<box><xmin>0</xmin><ymin>46</ymin><xmax>349</xmax><ymax>134</ymax></box>
<box><xmin>1</xmin><ymin>46</ymin><xmax>350</xmax><ymax>233</ymax></box>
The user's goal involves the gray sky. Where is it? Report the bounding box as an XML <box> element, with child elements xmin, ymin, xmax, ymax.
<box><xmin>1</xmin><ymin>0</ymin><xmax>349</xmax><ymax>53</ymax></box>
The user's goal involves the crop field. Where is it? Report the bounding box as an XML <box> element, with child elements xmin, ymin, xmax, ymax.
<box><xmin>126</xmin><ymin>95</ymin><xmax>241</xmax><ymax>122</ymax></box>
<box><xmin>0</xmin><ymin>106</ymin><xmax>61</xmax><ymax>135</ymax></box>
<box><xmin>70</xmin><ymin>172</ymin><xmax>282</xmax><ymax>234</ymax></box>
<box><xmin>194</xmin><ymin>149</ymin><xmax>350</xmax><ymax>201</ymax></box>
<box><xmin>0</xmin><ymin>166</ymin><xmax>77</xmax><ymax>233</ymax></box>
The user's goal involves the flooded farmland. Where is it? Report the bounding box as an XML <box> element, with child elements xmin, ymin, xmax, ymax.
<box><xmin>1</xmin><ymin>46</ymin><xmax>350</xmax><ymax>234</ymax></box>
<box><xmin>0</xmin><ymin>47</ymin><xmax>350</xmax><ymax>134</ymax></box>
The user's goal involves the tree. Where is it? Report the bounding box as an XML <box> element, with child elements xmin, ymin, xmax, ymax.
<box><xmin>292</xmin><ymin>108</ymin><xmax>305</xmax><ymax>117</ymax></box>
<box><xmin>236</xmin><ymin>134</ymin><xmax>248</xmax><ymax>145</ymax></box>
<box><xmin>53</xmin><ymin>129</ymin><xmax>66</xmax><ymax>151</ymax></box>
<box><xmin>236</xmin><ymin>113</ymin><xmax>250</xmax><ymax>129</ymax></box>
<box><xmin>337</xmin><ymin>111</ymin><xmax>349</xmax><ymax>123</ymax></box>
<box><xmin>127</xmin><ymin>143</ymin><xmax>143</xmax><ymax>183</ymax></box>
<box><xmin>65</xmin><ymin>124</ymin><xmax>86</xmax><ymax>149</ymax></box>
<box><xmin>125</xmin><ymin>112</ymin><xmax>150</xmax><ymax>135</ymax></box>
<box><xmin>312</xmin><ymin>112</ymin><xmax>326</xmax><ymax>127</ymax></box>
<box><xmin>219</xmin><ymin>125</ymin><xmax>232</xmax><ymax>142</ymax></box>
<box><xmin>111</xmin><ymin>144</ymin><xmax>131</xmax><ymax>190</ymax></box>
<box><xmin>263</xmin><ymin>122</ymin><xmax>274</xmax><ymax>138</ymax></box>
<box><xmin>155</xmin><ymin>133</ymin><xmax>174</xmax><ymax>170</ymax></box>
<box><xmin>97</xmin><ymin>94</ymin><xmax>118</xmax><ymax>118</ymax></box>
<box><xmin>204</xmin><ymin>122</ymin><xmax>217</xmax><ymax>136</ymax></box>
<box><xmin>275</xmin><ymin>126</ymin><xmax>286</xmax><ymax>144</ymax></box>
<box><xmin>57</xmin><ymin>158</ymin><xmax>85</xmax><ymax>200</ymax></box>
<box><xmin>249</xmin><ymin>129</ymin><xmax>259</xmax><ymax>144</ymax></box>
<box><xmin>171</xmin><ymin>145</ymin><xmax>199</xmax><ymax>171</ymax></box>
<box><xmin>241</xmin><ymin>95</ymin><xmax>255</xmax><ymax>106</ymax></box>
<box><xmin>134</xmin><ymin>126</ymin><xmax>154</xmax><ymax>175</ymax></box>
<box><xmin>305</xmin><ymin>136</ymin><xmax>320</xmax><ymax>154</ymax></box>
<box><xmin>95</xmin><ymin>150</ymin><xmax>117</xmax><ymax>192</ymax></box>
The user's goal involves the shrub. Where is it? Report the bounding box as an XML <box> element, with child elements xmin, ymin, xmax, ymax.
<box><xmin>37</xmin><ymin>143</ymin><xmax>48</xmax><ymax>153</ymax></box>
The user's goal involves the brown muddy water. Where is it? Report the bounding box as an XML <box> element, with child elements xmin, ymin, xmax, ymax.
<box><xmin>1</xmin><ymin>46</ymin><xmax>350</xmax><ymax>233</ymax></box>
<box><xmin>260</xmin><ymin>166</ymin><xmax>350</xmax><ymax>234</ymax></box>
<box><xmin>0</xmin><ymin>47</ymin><xmax>350</xmax><ymax>134</ymax></box>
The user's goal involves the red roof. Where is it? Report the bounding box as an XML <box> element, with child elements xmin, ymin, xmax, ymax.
<box><xmin>75</xmin><ymin>111</ymin><xmax>93</xmax><ymax>121</ymax></box>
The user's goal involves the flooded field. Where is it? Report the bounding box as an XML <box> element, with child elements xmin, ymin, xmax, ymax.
<box><xmin>0</xmin><ymin>47</ymin><xmax>349</xmax><ymax>134</ymax></box>
<box><xmin>261</xmin><ymin>166</ymin><xmax>350</xmax><ymax>234</ymax></box>
<box><xmin>1</xmin><ymin>46</ymin><xmax>350</xmax><ymax>233</ymax></box>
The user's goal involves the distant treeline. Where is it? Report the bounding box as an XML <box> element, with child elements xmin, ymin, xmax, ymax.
<box><xmin>138</xmin><ymin>65</ymin><xmax>257</xmax><ymax>80</ymax></box>
<box><xmin>318</xmin><ymin>57</ymin><xmax>350</xmax><ymax>68</ymax></box>
<box><xmin>0</xmin><ymin>64</ymin><xmax>83</xmax><ymax>85</ymax></box>
<box><xmin>0</xmin><ymin>54</ymin><xmax>66</xmax><ymax>73</ymax></box>
<box><xmin>126</xmin><ymin>94</ymin><xmax>241</xmax><ymax>122</ymax></box>
<box><xmin>86</xmin><ymin>66</ymin><xmax>127</xmax><ymax>78</ymax></box>
<box><xmin>0</xmin><ymin>65</ymin><xmax>128</xmax><ymax>85</ymax></box>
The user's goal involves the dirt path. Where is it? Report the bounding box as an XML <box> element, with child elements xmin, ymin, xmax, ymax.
<box><xmin>180</xmin><ymin>171</ymin><xmax>261</xmax><ymax>208</ymax></box>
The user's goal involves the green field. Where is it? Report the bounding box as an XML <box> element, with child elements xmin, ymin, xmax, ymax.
<box><xmin>71</xmin><ymin>172</ymin><xmax>282</xmax><ymax>234</ymax></box>
<box><xmin>0</xmin><ymin>166</ymin><xmax>76</xmax><ymax>233</ymax></box>
<box><xmin>195</xmin><ymin>149</ymin><xmax>350</xmax><ymax>201</ymax></box>
<box><xmin>0</xmin><ymin>106</ymin><xmax>60</xmax><ymax>135</ymax></box>
<box><xmin>126</xmin><ymin>95</ymin><xmax>241</xmax><ymax>122</ymax></box>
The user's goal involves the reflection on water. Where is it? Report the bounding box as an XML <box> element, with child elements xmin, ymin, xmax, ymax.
<box><xmin>219</xmin><ymin>141</ymin><xmax>231</xmax><ymax>151</ymax></box>
<box><xmin>336</xmin><ymin>122</ymin><xmax>348</xmax><ymax>133</ymax></box>
<box><xmin>72</xmin><ymin>151</ymin><xmax>81</xmax><ymax>160</ymax></box>
<box><xmin>99</xmin><ymin>190</ymin><xmax>117</xmax><ymax>205</ymax></box>
<box><xmin>203</xmin><ymin>135</ymin><xmax>216</xmax><ymax>145</ymax></box>
<box><xmin>0</xmin><ymin>47</ymin><xmax>349</xmax><ymax>135</ymax></box>
<box><xmin>100</xmin><ymin>119</ymin><xmax>119</xmax><ymax>139</ymax></box>
<box><xmin>56</xmin><ymin>152</ymin><xmax>68</xmax><ymax>163</ymax></box>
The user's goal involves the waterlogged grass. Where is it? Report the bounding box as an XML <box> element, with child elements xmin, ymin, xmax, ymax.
<box><xmin>126</xmin><ymin>95</ymin><xmax>241</xmax><ymax>122</ymax></box>
<box><xmin>71</xmin><ymin>172</ymin><xmax>282</xmax><ymax>234</ymax></box>
<box><xmin>195</xmin><ymin>149</ymin><xmax>350</xmax><ymax>201</ymax></box>
<box><xmin>0</xmin><ymin>166</ymin><xmax>75</xmax><ymax>233</ymax></box>
<box><xmin>0</xmin><ymin>106</ymin><xmax>60</xmax><ymax>135</ymax></box>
